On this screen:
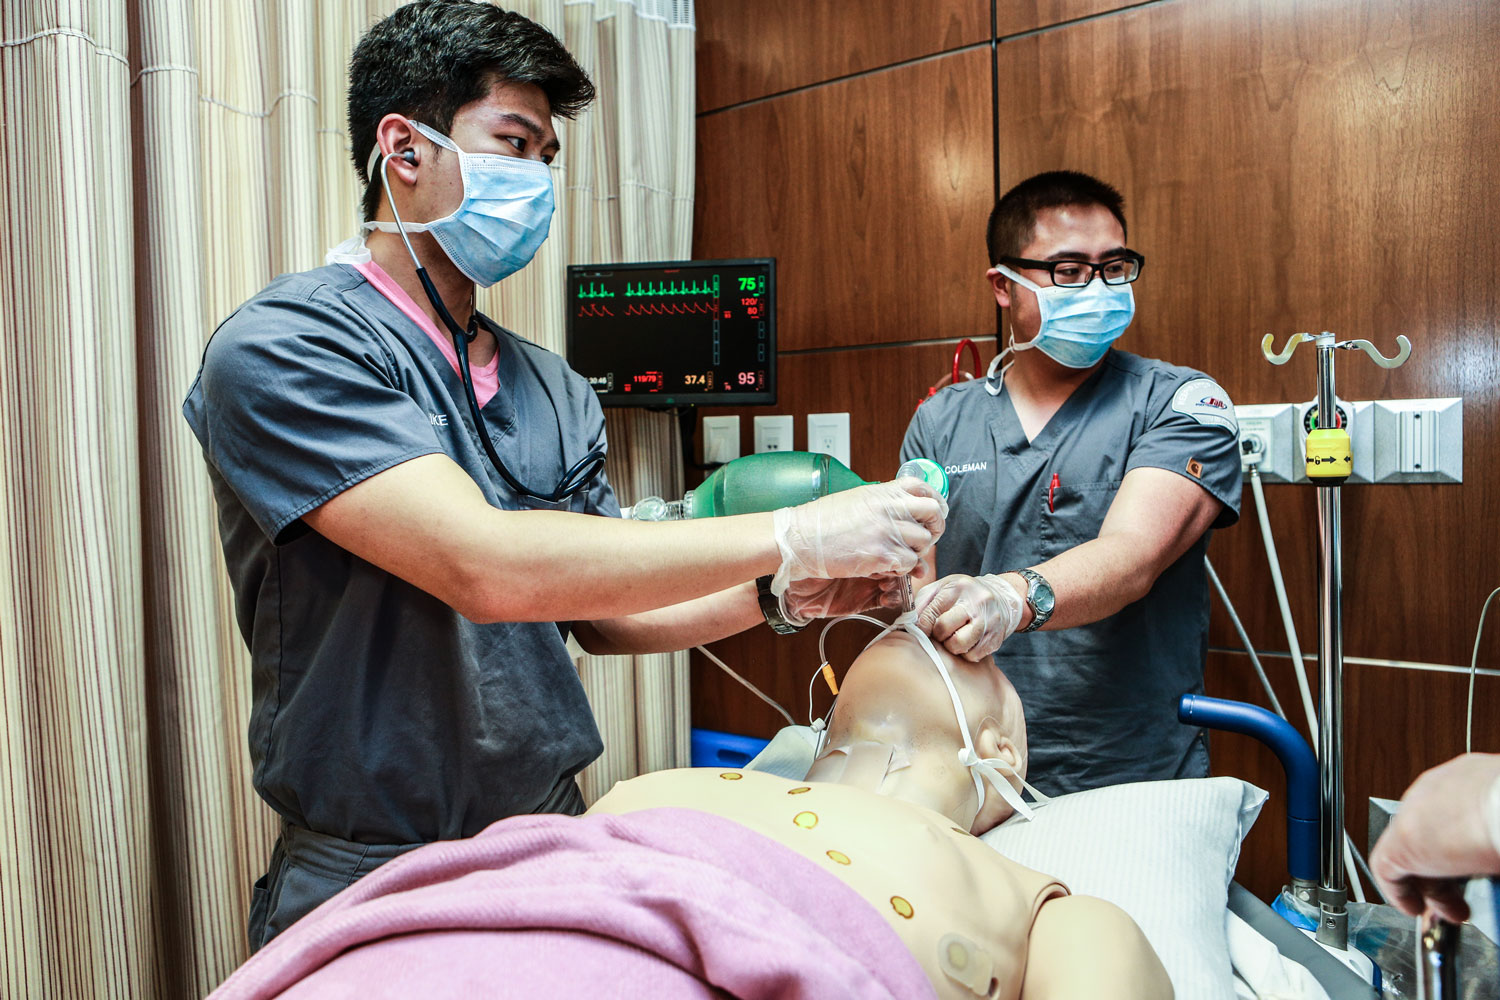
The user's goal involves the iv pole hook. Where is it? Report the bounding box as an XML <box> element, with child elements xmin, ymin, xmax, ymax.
<box><xmin>1262</xmin><ymin>332</ymin><xmax>1315</xmax><ymax>365</ymax></box>
<box><xmin>1335</xmin><ymin>335</ymin><xmax>1412</xmax><ymax>369</ymax></box>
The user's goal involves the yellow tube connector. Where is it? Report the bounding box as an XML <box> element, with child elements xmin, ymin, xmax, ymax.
<box><xmin>1305</xmin><ymin>428</ymin><xmax>1352</xmax><ymax>482</ymax></box>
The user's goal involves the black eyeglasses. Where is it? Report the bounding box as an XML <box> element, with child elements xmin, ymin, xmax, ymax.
<box><xmin>998</xmin><ymin>252</ymin><xmax>1145</xmax><ymax>287</ymax></box>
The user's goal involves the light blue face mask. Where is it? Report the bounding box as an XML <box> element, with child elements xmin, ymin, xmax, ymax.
<box><xmin>364</xmin><ymin>119</ymin><xmax>554</xmax><ymax>287</ymax></box>
<box><xmin>985</xmin><ymin>264</ymin><xmax>1135</xmax><ymax>387</ymax></box>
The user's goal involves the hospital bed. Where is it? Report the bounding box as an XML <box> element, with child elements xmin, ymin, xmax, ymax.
<box><xmin>743</xmin><ymin>714</ymin><xmax>1496</xmax><ymax>1000</ymax></box>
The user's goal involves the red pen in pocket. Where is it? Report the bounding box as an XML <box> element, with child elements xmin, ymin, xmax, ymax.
<box><xmin>1047</xmin><ymin>473</ymin><xmax>1060</xmax><ymax>513</ymax></box>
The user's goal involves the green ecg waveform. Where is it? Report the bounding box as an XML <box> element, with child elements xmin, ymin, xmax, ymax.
<box><xmin>623</xmin><ymin>278</ymin><xmax>718</xmax><ymax>297</ymax></box>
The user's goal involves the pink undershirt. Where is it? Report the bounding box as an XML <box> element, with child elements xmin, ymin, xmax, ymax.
<box><xmin>354</xmin><ymin>259</ymin><xmax>500</xmax><ymax>408</ymax></box>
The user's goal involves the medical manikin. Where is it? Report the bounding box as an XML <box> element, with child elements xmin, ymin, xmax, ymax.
<box><xmin>211</xmin><ymin>623</ymin><xmax>1172</xmax><ymax>1000</ymax></box>
<box><xmin>589</xmin><ymin>619</ymin><xmax>1172</xmax><ymax>999</ymax></box>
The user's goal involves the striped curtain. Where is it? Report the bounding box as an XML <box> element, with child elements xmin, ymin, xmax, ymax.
<box><xmin>0</xmin><ymin>1</ymin><xmax>694</xmax><ymax>996</ymax></box>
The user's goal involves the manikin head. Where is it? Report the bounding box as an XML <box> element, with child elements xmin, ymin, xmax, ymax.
<box><xmin>805</xmin><ymin>629</ymin><xmax>1027</xmax><ymax>836</ymax></box>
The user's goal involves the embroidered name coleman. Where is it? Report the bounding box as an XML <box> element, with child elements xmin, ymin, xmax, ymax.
<box><xmin>945</xmin><ymin>462</ymin><xmax>989</xmax><ymax>475</ymax></box>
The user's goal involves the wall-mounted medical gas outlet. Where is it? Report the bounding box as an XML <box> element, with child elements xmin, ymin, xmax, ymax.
<box><xmin>806</xmin><ymin>412</ymin><xmax>851</xmax><ymax>468</ymax></box>
<box><xmin>1234</xmin><ymin>403</ymin><xmax>1299</xmax><ymax>482</ymax></box>
<box><xmin>1370</xmin><ymin>397</ymin><xmax>1462</xmax><ymax>483</ymax></box>
<box><xmin>753</xmin><ymin>414</ymin><xmax>794</xmax><ymax>453</ymax></box>
<box><xmin>1295</xmin><ymin>398</ymin><xmax>1374</xmax><ymax>484</ymax></box>
<box><xmin>702</xmin><ymin>415</ymin><xmax>741</xmax><ymax>464</ymax></box>
<box><xmin>1234</xmin><ymin>398</ymin><xmax>1461</xmax><ymax>485</ymax></box>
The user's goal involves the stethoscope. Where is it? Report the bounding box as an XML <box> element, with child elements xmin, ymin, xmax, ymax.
<box><xmin>379</xmin><ymin>149</ymin><xmax>606</xmax><ymax>504</ymax></box>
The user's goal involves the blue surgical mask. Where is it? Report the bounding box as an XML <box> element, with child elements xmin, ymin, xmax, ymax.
<box><xmin>997</xmin><ymin>263</ymin><xmax>1134</xmax><ymax>369</ymax></box>
<box><xmin>364</xmin><ymin>120</ymin><xmax>554</xmax><ymax>287</ymax></box>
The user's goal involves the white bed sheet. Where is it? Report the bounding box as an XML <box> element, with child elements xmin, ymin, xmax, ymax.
<box><xmin>1227</xmin><ymin>910</ymin><xmax>1333</xmax><ymax>1000</ymax></box>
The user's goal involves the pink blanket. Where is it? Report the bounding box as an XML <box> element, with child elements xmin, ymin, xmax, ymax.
<box><xmin>210</xmin><ymin>807</ymin><xmax>935</xmax><ymax>999</ymax></box>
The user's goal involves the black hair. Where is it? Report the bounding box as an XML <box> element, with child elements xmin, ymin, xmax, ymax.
<box><xmin>985</xmin><ymin>171</ymin><xmax>1128</xmax><ymax>262</ymax></box>
<box><xmin>348</xmin><ymin>0</ymin><xmax>594</xmax><ymax>220</ymax></box>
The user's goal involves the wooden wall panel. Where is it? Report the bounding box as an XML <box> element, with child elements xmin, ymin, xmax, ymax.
<box><xmin>994</xmin><ymin>0</ymin><xmax>1500</xmax><ymax>670</ymax></box>
<box><xmin>695</xmin><ymin>47</ymin><xmax>995</xmax><ymax>351</ymax></box>
<box><xmin>690</xmin><ymin>340</ymin><xmax>975</xmax><ymax>736</ymax></box>
<box><xmin>696</xmin><ymin>0</ymin><xmax>988</xmax><ymax>112</ymax></box>
<box><xmin>993</xmin><ymin>0</ymin><xmax>1150</xmax><ymax>40</ymax></box>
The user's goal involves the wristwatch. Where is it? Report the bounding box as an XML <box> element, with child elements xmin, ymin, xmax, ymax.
<box><xmin>1011</xmin><ymin>568</ymin><xmax>1055</xmax><ymax>633</ymax></box>
<box><xmin>756</xmin><ymin>575</ymin><xmax>803</xmax><ymax>635</ymax></box>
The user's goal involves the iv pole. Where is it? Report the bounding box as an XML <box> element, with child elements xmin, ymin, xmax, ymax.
<box><xmin>1262</xmin><ymin>330</ymin><xmax>1411</xmax><ymax>953</ymax></box>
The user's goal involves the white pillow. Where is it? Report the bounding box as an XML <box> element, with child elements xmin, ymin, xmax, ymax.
<box><xmin>982</xmin><ymin>777</ymin><xmax>1267</xmax><ymax>1000</ymax></box>
<box><xmin>744</xmin><ymin>724</ymin><xmax>819</xmax><ymax>779</ymax></box>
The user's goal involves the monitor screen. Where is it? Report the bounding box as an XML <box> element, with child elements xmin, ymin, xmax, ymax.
<box><xmin>565</xmin><ymin>258</ymin><xmax>775</xmax><ymax>407</ymax></box>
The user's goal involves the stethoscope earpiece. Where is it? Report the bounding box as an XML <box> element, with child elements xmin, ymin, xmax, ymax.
<box><xmin>367</xmin><ymin>135</ymin><xmax>604</xmax><ymax>505</ymax></box>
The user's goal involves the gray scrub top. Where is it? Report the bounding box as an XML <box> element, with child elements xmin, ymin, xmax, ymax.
<box><xmin>901</xmin><ymin>349</ymin><xmax>1241</xmax><ymax>796</ymax></box>
<box><xmin>183</xmin><ymin>262</ymin><xmax>617</xmax><ymax>844</ymax></box>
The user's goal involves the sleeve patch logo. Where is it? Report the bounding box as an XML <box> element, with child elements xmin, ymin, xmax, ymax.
<box><xmin>1186</xmin><ymin>458</ymin><xmax>1204</xmax><ymax>479</ymax></box>
<box><xmin>1171</xmin><ymin>378</ymin><xmax>1238</xmax><ymax>432</ymax></box>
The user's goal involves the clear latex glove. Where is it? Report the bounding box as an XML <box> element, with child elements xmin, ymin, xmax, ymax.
<box><xmin>911</xmin><ymin>573</ymin><xmax>1025</xmax><ymax>661</ymax></box>
<box><xmin>771</xmin><ymin>480</ymin><xmax>946</xmax><ymax>596</ymax></box>
<box><xmin>781</xmin><ymin>576</ymin><xmax>910</xmax><ymax>627</ymax></box>
<box><xmin>1370</xmin><ymin>752</ymin><xmax>1500</xmax><ymax>921</ymax></box>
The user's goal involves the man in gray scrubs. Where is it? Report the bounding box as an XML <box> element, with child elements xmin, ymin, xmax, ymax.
<box><xmin>904</xmin><ymin>171</ymin><xmax>1240</xmax><ymax>796</ymax></box>
<box><xmin>183</xmin><ymin>1</ymin><xmax>944</xmax><ymax>950</ymax></box>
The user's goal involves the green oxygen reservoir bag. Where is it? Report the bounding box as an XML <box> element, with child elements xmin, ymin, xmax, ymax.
<box><xmin>623</xmin><ymin>451</ymin><xmax>949</xmax><ymax>521</ymax></box>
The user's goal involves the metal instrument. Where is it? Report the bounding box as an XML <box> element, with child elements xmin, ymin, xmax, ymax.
<box><xmin>1417</xmin><ymin>911</ymin><xmax>1460</xmax><ymax>999</ymax></box>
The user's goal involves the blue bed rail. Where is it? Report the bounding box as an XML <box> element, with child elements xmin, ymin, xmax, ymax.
<box><xmin>690</xmin><ymin>728</ymin><xmax>770</xmax><ymax>769</ymax></box>
<box><xmin>1178</xmin><ymin>694</ymin><xmax>1320</xmax><ymax>884</ymax></box>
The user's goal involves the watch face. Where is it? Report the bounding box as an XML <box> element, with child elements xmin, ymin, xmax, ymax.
<box><xmin>1030</xmin><ymin>578</ymin><xmax>1056</xmax><ymax>615</ymax></box>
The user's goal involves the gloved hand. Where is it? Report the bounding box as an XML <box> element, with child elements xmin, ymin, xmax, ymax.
<box><xmin>1370</xmin><ymin>752</ymin><xmax>1500</xmax><ymax>922</ymax></box>
<box><xmin>771</xmin><ymin>480</ymin><xmax>946</xmax><ymax>595</ymax></box>
<box><xmin>911</xmin><ymin>573</ymin><xmax>1025</xmax><ymax>661</ymax></box>
<box><xmin>781</xmin><ymin>575</ymin><xmax>910</xmax><ymax>626</ymax></box>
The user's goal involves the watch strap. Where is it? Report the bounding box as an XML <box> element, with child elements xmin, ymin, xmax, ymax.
<box><xmin>756</xmin><ymin>575</ymin><xmax>803</xmax><ymax>634</ymax></box>
<box><xmin>1012</xmin><ymin>567</ymin><xmax>1053</xmax><ymax>633</ymax></box>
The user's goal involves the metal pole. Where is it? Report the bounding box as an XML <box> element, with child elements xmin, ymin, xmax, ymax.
<box><xmin>1418</xmin><ymin>914</ymin><xmax>1459</xmax><ymax>999</ymax></box>
<box><xmin>1314</xmin><ymin>334</ymin><xmax>1348</xmax><ymax>950</ymax></box>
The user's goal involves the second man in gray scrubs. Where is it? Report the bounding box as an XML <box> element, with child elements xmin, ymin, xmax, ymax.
<box><xmin>904</xmin><ymin>171</ymin><xmax>1241</xmax><ymax>795</ymax></box>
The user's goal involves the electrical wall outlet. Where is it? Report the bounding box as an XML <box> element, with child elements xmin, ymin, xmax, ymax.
<box><xmin>702</xmin><ymin>415</ymin><xmax>740</xmax><ymax>464</ymax></box>
<box><xmin>806</xmin><ymin>412</ymin><xmax>851</xmax><ymax>468</ymax></box>
<box><xmin>753</xmin><ymin>414</ymin><xmax>794</xmax><ymax>453</ymax></box>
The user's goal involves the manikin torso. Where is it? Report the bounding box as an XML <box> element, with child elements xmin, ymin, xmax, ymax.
<box><xmin>591</xmin><ymin>630</ymin><xmax>1065</xmax><ymax>999</ymax></box>
<box><xmin>589</xmin><ymin>768</ymin><xmax>1064</xmax><ymax>1000</ymax></box>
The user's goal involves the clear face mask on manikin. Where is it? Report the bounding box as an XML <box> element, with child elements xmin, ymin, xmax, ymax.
<box><xmin>985</xmin><ymin>264</ymin><xmax>1135</xmax><ymax>396</ymax></box>
<box><xmin>813</xmin><ymin>613</ymin><xmax>1050</xmax><ymax>823</ymax></box>
<box><xmin>363</xmin><ymin>119</ymin><xmax>555</xmax><ymax>288</ymax></box>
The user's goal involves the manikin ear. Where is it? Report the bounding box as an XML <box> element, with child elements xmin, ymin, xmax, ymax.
<box><xmin>985</xmin><ymin>266</ymin><xmax>1012</xmax><ymax>309</ymax></box>
<box><xmin>969</xmin><ymin>717</ymin><xmax>1025</xmax><ymax>835</ymax></box>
